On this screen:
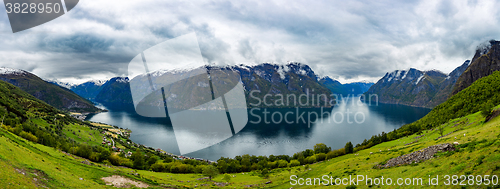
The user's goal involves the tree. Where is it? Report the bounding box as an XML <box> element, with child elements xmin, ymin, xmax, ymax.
<box><xmin>131</xmin><ymin>150</ymin><xmax>145</xmax><ymax>169</ymax></box>
<box><xmin>313</xmin><ymin>143</ymin><xmax>331</xmax><ymax>154</ymax></box>
<box><xmin>99</xmin><ymin>149</ymin><xmax>111</xmax><ymax>162</ymax></box>
<box><xmin>481</xmin><ymin>102</ymin><xmax>494</xmax><ymax>117</ymax></box>
<box><xmin>202</xmin><ymin>165</ymin><xmax>219</xmax><ymax>180</ymax></box>
<box><xmin>260</xmin><ymin>168</ymin><xmax>269</xmax><ymax>179</ymax></box>
<box><xmin>438</xmin><ymin>125</ymin><xmax>445</xmax><ymax>137</ymax></box>
<box><xmin>345</xmin><ymin>142</ymin><xmax>354</xmax><ymax>154</ymax></box>
<box><xmin>315</xmin><ymin>153</ymin><xmax>326</xmax><ymax>161</ymax></box>
<box><xmin>223</xmin><ymin>174</ymin><xmax>231</xmax><ymax>183</ymax></box>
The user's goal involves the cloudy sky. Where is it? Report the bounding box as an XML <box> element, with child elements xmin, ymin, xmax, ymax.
<box><xmin>0</xmin><ymin>0</ymin><xmax>499</xmax><ymax>84</ymax></box>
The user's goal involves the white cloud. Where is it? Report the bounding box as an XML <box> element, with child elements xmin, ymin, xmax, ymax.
<box><xmin>0</xmin><ymin>0</ymin><xmax>499</xmax><ymax>84</ymax></box>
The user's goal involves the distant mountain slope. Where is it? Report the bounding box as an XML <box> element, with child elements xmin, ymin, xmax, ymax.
<box><xmin>0</xmin><ymin>67</ymin><xmax>100</xmax><ymax>113</ymax></box>
<box><xmin>231</xmin><ymin>63</ymin><xmax>333</xmax><ymax>107</ymax></box>
<box><xmin>100</xmin><ymin>63</ymin><xmax>334</xmax><ymax>108</ymax></box>
<box><xmin>428</xmin><ymin>60</ymin><xmax>470</xmax><ymax>106</ymax></box>
<box><xmin>318</xmin><ymin>77</ymin><xmax>373</xmax><ymax>97</ymax></box>
<box><xmin>406</xmin><ymin>70</ymin><xmax>500</xmax><ymax>129</ymax></box>
<box><xmin>95</xmin><ymin>77</ymin><xmax>133</xmax><ymax>105</ymax></box>
<box><xmin>69</xmin><ymin>80</ymin><xmax>107</xmax><ymax>100</ymax></box>
<box><xmin>452</xmin><ymin>40</ymin><xmax>500</xmax><ymax>95</ymax></box>
<box><xmin>364</xmin><ymin>61</ymin><xmax>470</xmax><ymax>108</ymax></box>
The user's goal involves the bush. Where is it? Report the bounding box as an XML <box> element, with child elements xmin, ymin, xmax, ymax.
<box><xmin>223</xmin><ymin>174</ymin><xmax>231</xmax><ymax>183</ymax></box>
<box><xmin>194</xmin><ymin>165</ymin><xmax>206</xmax><ymax>174</ymax></box>
<box><xmin>76</xmin><ymin>144</ymin><xmax>92</xmax><ymax>159</ymax></box>
<box><xmin>289</xmin><ymin>160</ymin><xmax>300</xmax><ymax>167</ymax></box>
<box><xmin>89</xmin><ymin>152</ymin><xmax>100</xmax><ymax>162</ymax></box>
<box><xmin>277</xmin><ymin>160</ymin><xmax>288</xmax><ymax>168</ymax></box>
<box><xmin>327</xmin><ymin>149</ymin><xmax>345</xmax><ymax>159</ymax></box>
<box><xmin>19</xmin><ymin>131</ymin><xmax>37</xmax><ymax>143</ymax></box>
<box><xmin>260</xmin><ymin>168</ymin><xmax>269</xmax><ymax>178</ymax></box>
<box><xmin>315</xmin><ymin>153</ymin><xmax>326</xmax><ymax>162</ymax></box>
<box><xmin>151</xmin><ymin>162</ymin><xmax>166</xmax><ymax>172</ymax></box>
<box><xmin>305</xmin><ymin>156</ymin><xmax>316</xmax><ymax>164</ymax></box>
<box><xmin>108</xmin><ymin>153</ymin><xmax>122</xmax><ymax>166</ymax></box>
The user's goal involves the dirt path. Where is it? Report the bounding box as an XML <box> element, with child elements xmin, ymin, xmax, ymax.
<box><xmin>101</xmin><ymin>175</ymin><xmax>149</xmax><ymax>188</ymax></box>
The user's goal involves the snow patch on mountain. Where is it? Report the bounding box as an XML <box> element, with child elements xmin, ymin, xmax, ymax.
<box><xmin>464</xmin><ymin>60</ymin><xmax>471</xmax><ymax>66</ymax></box>
<box><xmin>277</xmin><ymin>67</ymin><xmax>286</xmax><ymax>79</ymax></box>
<box><xmin>386</xmin><ymin>70</ymin><xmax>407</xmax><ymax>82</ymax></box>
<box><xmin>115</xmin><ymin>77</ymin><xmax>129</xmax><ymax>83</ymax></box>
<box><xmin>43</xmin><ymin>78</ymin><xmax>76</xmax><ymax>89</ymax></box>
<box><xmin>0</xmin><ymin>67</ymin><xmax>25</xmax><ymax>75</ymax></box>
<box><xmin>88</xmin><ymin>79</ymin><xmax>108</xmax><ymax>86</ymax></box>
<box><xmin>415</xmin><ymin>75</ymin><xmax>425</xmax><ymax>85</ymax></box>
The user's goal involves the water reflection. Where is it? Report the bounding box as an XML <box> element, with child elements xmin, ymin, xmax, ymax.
<box><xmin>87</xmin><ymin>97</ymin><xmax>430</xmax><ymax>161</ymax></box>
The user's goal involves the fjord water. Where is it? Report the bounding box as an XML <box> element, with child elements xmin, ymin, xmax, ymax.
<box><xmin>86</xmin><ymin>97</ymin><xmax>430</xmax><ymax>161</ymax></box>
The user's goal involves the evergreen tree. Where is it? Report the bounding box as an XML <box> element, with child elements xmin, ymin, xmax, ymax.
<box><xmin>345</xmin><ymin>142</ymin><xmax>354</xmax><ymax>154</ymax></box>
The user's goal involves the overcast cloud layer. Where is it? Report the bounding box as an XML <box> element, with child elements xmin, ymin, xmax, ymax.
<box><xmin>0</xmin><ymin>0</ymin><xmax>499</xmax><ymax>84</ymax></box>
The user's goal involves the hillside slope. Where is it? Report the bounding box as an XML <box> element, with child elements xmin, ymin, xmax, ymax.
<box><xmin>68</xmin><ymin>80</ymin><xmax>107</xmax><ymax>101</ymax></box>
<box><xmin>94</xmin><ymin>77</ymin><xmax>133</xmax><ymax>105</ymax></box>
<box><xmin>1</xmin><ymin>70</ymin><xmax>500</xmax><ymax>188</ymax></box>
<box><xmin>0</xmin><ymin>68</ymin><xmax>100</xmax><ymax>113</ymax></box>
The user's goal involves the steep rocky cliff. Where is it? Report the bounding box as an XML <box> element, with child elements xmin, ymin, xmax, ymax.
<box><xmin>452</xmin><ymin>40</ymin><xmax>500</xmax><ymax>95</ymax></box>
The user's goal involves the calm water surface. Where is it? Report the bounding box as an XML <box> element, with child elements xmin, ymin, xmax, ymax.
<box><xmin>87</xmin><ymin>97</ymin><xmax>430</xmax><ymax>160</ymax></box>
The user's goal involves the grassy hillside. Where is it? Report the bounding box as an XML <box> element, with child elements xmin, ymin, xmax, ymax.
<box><xmin>1</xmin><ymin>101</ymin><xmax>499</xmax><ymax>188</ymax></box>
<box><xmin>0</xmin><ymin>70</ymin><xmax>100</xmax><ymax>113</ymax></box>
<box><xmin>260</xmin><ymin>106</ymin><xmax>500</xmax><ymax>188</ymax></box>
<box><xmin>1</xmin><ymin>70</ymin><xmax>500</xmax><ymax>188</ymax></box>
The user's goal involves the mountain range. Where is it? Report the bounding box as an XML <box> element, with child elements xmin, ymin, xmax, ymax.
<box><xmin>318</xmin><ymin>77</ymin><xmax>373</xmax><ymax>97</ymax></box>
<box><xmin>97</xmin><ymin>63</ymin><xmax>335</xmax><ymax>108</ymax></box>
<box><xmin>9</xmin><ymin>39</ymin><xmax>498</xmax><ymax>112</ymax></box>
<box><xmin>365</xmin><ymin>39</ymin><xmax>500</xmax><ymax>108</ymax></box>
<box><xmin>364</xmin><ymin>61</ymin><xmax>470</xmax><ymax>108</ymax></box>
<box><xmin>52</xmin><ymin>80</ymin><xmax>107</xmax><ymax>101</ymax></box>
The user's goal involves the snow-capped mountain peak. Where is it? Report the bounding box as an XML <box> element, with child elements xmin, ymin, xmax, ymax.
<box><xmin>115</xmin><ymin>77</ymin><xmax>129</xmax><ymax>83</ymax></box>
<box><xmin>0</xmin><ymin>67</ymin><xmax>26</xmax><ymax>75</ymax></box>
<box><xmin>86</xmin><ymin>79</ymin><xmax>108</xmax><ymax>86</ymax></box>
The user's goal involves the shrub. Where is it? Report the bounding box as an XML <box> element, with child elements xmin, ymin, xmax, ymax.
<box><xmin>289</xmin><ymin>160</ymin><xmax>300</xmax><ymax>167</ymax></box>
<box><xmin>277</xmin><ymin>160</ymin><xmax>288</xmax><ymax>168</ymax></box>
<box><xmin>223</xmin><ymin>174</ymin><xmax>231</xmax><ymax>183</ymax></box>
<box><xmin>305</xmin><ymin>155</ymin><xmax>316</xmax><ymax>164</ymax></box>
<box><xmin>315</xmin><ymin>153</ymin><xmax>326</xmax><ymax>162</ymax></box>
<box><xmin>19</xmin><ymin>131</ymin><xmax>37</xmax><ymax>143</ymax></box>
<box><xmin>151</xmin><ymin>162</ymin><xmax>166</xmax><ymax>172</ymax></box>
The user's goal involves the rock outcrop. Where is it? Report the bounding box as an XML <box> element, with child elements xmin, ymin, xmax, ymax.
<box><xmin>452</xmin><ymin>40</ymin><xmax>500</xmax><ymax>95</ymax></box>
<box><xmin>379</xmin><ymin>143</ymin><xmax>455</xmax><ymax>168</ymax></box>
